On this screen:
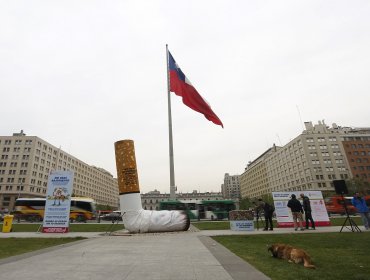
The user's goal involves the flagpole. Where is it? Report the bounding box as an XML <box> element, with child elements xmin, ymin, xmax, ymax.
<box><xmin>166</xmin><ymin>44</ymin><xmax>176</xmax><ymax>200</ymax></box>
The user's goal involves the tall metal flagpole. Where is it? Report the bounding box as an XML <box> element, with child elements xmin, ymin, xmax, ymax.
<box><xmin>166</xmin><ymin>44</ymin><xmax>176</xmax><ymax>200</ymax></box>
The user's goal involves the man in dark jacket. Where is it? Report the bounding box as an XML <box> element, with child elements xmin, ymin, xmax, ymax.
<box><xmin>257</xmin><ymin>198</ymin><xmax>274</xmax><ymax>231</ymax></box>
<box><xmin>287</xmin><ymin>194</ymin><xmax>304</xmax><ymax>231</ymax></box>
<box><xmin>300</xmin><ymin>193</ymin><xmax>316</xmax><ymax>230</ymax></box>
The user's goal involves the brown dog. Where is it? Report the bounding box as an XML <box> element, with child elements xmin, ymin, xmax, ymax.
<box><xmin>267</xmin><ymin>243</ymin><xmax>316</xmax><ymax>269</ymax></box>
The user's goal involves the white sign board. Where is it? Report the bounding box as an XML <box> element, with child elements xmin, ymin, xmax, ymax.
<box><xmin>42</xmin><ymin>171</ymin><xmax>74</xmax><ymax>233</ymax></box>
<box><xmin>272</xmin><ymin>191</ymin><xmax>330</xmax><ymax>228</ymax></box>
<box><xmin>230</xmin><ymin>220</ymin><xmax>254</xmax><ymax>231</ymax></box>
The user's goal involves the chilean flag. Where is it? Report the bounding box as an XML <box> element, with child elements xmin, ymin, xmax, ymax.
<box><xmin>168</xmin><ymin>51</ymin><xmax>224</xmax><ymax>128</ymax></box>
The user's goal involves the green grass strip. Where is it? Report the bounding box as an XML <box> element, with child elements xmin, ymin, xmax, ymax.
<box><xmin>0</xmin><ymin>237</ymin><xmax>85</xmax><ymax>259</ymax></box>
<box><xmin>212</xmin><ymin>232</ymin><xmax>370</xmax><ymax>280</ymax></box>
<box><xmin>2</xmin><ymin>223</ymin><xmax>125</xmax><ymax>232</ymax></box>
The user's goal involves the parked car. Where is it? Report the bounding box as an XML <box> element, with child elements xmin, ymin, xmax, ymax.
<box><xmin>102</xmin><ymin>211</ymin><xmax>122</xmax><ymax>221</ymax></box>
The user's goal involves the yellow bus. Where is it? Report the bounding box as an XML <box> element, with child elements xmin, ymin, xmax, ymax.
<box><xmin>14</xmin><ymin>197</ymin><xmax>97</xmax><ymax>222</ymax></box>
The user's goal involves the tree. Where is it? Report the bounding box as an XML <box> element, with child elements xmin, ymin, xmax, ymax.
<box><xmin>96</xmin><ymin>204</ymin><xmax>113</xmax><ymax>211</ymax></box>
<box><xmin>239</xmin><ymin>197</ymin><xmax>253</xmax><ymax>210</ymax></box>
<box><xmin>239</xmin><ymin>193</ymin><xmax>274</xmax><ymax>210</ymax></box>
<box><xmin>346</xmin><ymin>178</ymin><xmax>370</xmax><ymax>195</ymax></box>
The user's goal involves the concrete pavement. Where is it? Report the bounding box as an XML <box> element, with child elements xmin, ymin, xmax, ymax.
<box><xmin>0</xmin><ymin>225</ymin><xmax>365</xmax><ymax>280</ymax></box>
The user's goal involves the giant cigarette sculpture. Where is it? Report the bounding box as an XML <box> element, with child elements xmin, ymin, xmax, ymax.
<box><xmin>114</xmin><ymin>140</ymin><xmax>190</xmax><ymax>233</ymax></box>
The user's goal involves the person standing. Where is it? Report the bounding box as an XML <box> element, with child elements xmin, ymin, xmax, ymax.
<box><xmin>287</xmin><ymin>194</ymin><xmax>304</xmax><ymax>231</ymax></box>
<box><xmin>257</xmin><ymin>198</ymin><xmax>274</xmax><ymax>231</ymax></box>
<box><xmin>300</xmin><ymin>193</ymin><xmax>316</xmax><ymax>230</ymax></box>
<box><xmin>351</xmin><ymin>192</ymin><xmax>370</xmax><ymax>230</ymax></box>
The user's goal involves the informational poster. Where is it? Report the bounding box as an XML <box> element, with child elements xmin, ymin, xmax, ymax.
<box><xmin>272</xmin><ymin>191</ymin><xmax>330</xmax><ymax>228</ymax></box>
<box><xmin>42</xmin><ymin>171</ymin><xmax>74</xmax><ymax>233</ymax></box>
<box><xmin>230</xmin><ymin>221</ymin><xmax>254</xmax><ymax>231</ymax></box>
<box><xmin>229</xmin><ymin>210</ymin><xmax>255</xmax><ymax>231</ymax></box>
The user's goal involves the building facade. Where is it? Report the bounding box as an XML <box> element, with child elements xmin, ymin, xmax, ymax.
<box><xmin>239</xmin><ymin>147</ymin><xmax>276</xmax><ymax>199</ymax></box>
<box><xmin>341</xmin><ymin>129</ymin><xmax>370</xmax><ymax>183</ymax></box>
<box><xmin>0</xmin><ymin>131</ymin><xmax>119</xmax><ymax>210</ymax></box>
<box><xmin>141</xmin><ymin>190</ymin><xmax>224</xmax><ymax>210</ymax></box>
<box><xmin>221</xmin><ymin>173</ymin><xmax>241</xmax><ymax>199</ymax></box>
<box><xmin>239</xmin><ymin>121</ymin><xmax>365</xmax><ymax>199</ymax></box>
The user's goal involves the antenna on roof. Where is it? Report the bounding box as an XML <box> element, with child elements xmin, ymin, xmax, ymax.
<box><xmin>296</xmin><ymin>105</ymin><xmax>305</xmax><ymax>131</ymax></box>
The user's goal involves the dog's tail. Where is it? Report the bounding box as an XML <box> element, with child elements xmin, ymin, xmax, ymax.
<box><xmin>303</xmin><ymin>256</ymin><xmax>316</xmax><ymax>269</ymax></box>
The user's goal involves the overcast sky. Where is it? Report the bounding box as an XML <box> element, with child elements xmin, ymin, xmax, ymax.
<box><xmin>1</xmin><ymin>1</ymin><xmax>370</xmax><ymax>194</ymax></box>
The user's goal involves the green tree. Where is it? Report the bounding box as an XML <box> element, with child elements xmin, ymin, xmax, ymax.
<box><xmin>96</xmin><ymin>204</ymin><xmax>113</xmax><ymax>211</ymax></box>
<box><xmin>346</xmin><ymin>178</ymin><xmax>370</xmax><ymax>195</ymax></box>
<box><xmin>239</xmin><ymin>197</ymin><xmax>253</xmax><ymax>210</ymax></box>
<box><xmin>239</xmin><ymin>193</ymin><xmax>275</xmax><ymax>210</ymax></box>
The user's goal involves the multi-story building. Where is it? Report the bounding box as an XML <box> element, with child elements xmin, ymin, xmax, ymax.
<box><xmin>239</xmin><ymin>147</ymin><xmax>277</xmax><ymax>199</ymax></box>
<box><xmin>221</xmin><ymin>173</ymin><xmax>241</xmax><ymax>199</ymax></box>
<box><xmin>240</xmin><ymin>121</ymin><xmax>363</xmax><ymax>199</ymax></box>
<box><xmin>0</xmin><ymin>131</ymin><xmax>119</xmax><ymax>210</ymax></box>
<box><xmin>141</xmin><ymin>190</ymin><xmax>224</xmax><ymax>210</ymax></box>
<box><xmin>341</xmin><ymin>128</ymin><xmax>370</xmax><ymax>183</ymax></box>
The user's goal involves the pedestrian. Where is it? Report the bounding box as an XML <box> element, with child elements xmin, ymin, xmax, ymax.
<box><xmin>300</xmin><ymin>193</ymin><xmax>316</xmax><ymax>230</ymax></box>
<box><xmin>351</xmin><ymin>192</ymin><xmax>370</xmax><ymax>230</ymax></box>
<box><xmin>287</xmin><ymin>194</ymin><xmax>304</xmax><ymax>231</ymax></box>
<box><xmin>257</xmin><ymin>198</ymin><xmax>274</xmax><ymax>231</ymax></box>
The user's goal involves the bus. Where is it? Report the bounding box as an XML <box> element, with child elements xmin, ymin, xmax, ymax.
<box><xmin>324</xmin><ymin>195</ymin><xmax>370</xmax><ymax>216</ymax></box>
<box><xmin>14</xmin><ymin>197</ymin><xmax>97</xmax><ymax>222</ymax></box>
<box><xmin>159</xmin><ymin>200</ymin><xmax>236</xmax><ymax>220</ymax></box>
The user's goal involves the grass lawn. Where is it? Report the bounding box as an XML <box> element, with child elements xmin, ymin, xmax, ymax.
<box><xmin>192</xmin><ymin>216</ymin><xmax>363</xmax><ymax>230</ymax></box>
<box><xmin>0</xmin><ymin>237</ymin><xmax>86</xmax><ymax>259</ymax></box>
<box><xmin>2</xmin><ymin>223</ymin><xmax>125</xmax><ymax>232</ymax></box>
<box><xmin>213</xmin><ymin>232</ymin><xmax>370</xmax><ymax>280</ymax></box>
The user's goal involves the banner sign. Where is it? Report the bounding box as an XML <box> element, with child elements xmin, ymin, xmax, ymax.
<box><xmin>272</xmin><ymin>191</ymin><xmax>330</xmax><ymax>228</ymax></box>
<box><xmin>230</xmin><ymin>221</ymin><xmax>254</xmax><ymax>231</ymax></box>
<box><xmin>229</xmin><ymin>210</ymin><xmax>254</xmax><ymax>231</ymax></box>
<box><xmin>42</xmin><ymin>171</ymin><xmax>74</xmax><ymax>233</ymax></box>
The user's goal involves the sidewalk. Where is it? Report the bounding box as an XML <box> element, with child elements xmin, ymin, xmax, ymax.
<box><xmin>0</xmin><ymin>226</ymin><xmax>359</xmax><ymax>280</ymax></box>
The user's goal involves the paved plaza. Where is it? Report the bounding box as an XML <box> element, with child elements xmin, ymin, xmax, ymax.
<box><xmin>0</xmin><ymin>225</ymin><xmax>358</xmax><ymax>280</ymax></box>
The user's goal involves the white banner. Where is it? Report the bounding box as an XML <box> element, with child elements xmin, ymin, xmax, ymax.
<box><xmin>230</xmin><ymin>220</ymin><xmax>254</xmax><ymax>231</ymax></box>
<box><xmin>272</xmin><ymin>191</ymin><xmax>330</xmax><ymax>227</ymax></box>
<box><xmin>42</xmin><ymin>171</ymin><xmax>74</xmax><ymax>233</ymax></box>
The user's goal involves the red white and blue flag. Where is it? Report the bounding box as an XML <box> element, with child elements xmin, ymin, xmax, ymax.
<box><xmin>168</xmin><ymin>51</ymin><xmax>224</xmax><ymax>128</ymax></box>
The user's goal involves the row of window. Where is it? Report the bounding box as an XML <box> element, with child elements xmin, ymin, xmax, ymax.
<box><xmin>0</xmin><ymin>139</ymin><xmax>33</xmax><ymax>145</ymax></box>
<box><xmin>306</xmin><ymin>137</ymin><xmax>337</xmax><ymax>142</ymax></box>
<box><xmin>347</xmin><ymin>143</ymin><xmax>370</xmax><ymax>149</ymax></box>
<box><xmin>0</xmin><ymin>184</ymin><xmax>45</xmax><ymax>193</ymax></box>
<box><xmin>350</xmin><ymin>158</ymin><xmax>370</xmax><ymax>163</ymax></box>
<box><xmin>0</xmin><ymin>177</ymin><xmax>26</xmax><ymax>183</ymax></box>
<box><xmin>0</xmin><ymin>169</ymin><xmax>27</xmax><ymax>175</ymax></box>
<box><xmin>352</xmin><ymin>166</ymin><xmax>370</xmax><ymax>171</ymax></box>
